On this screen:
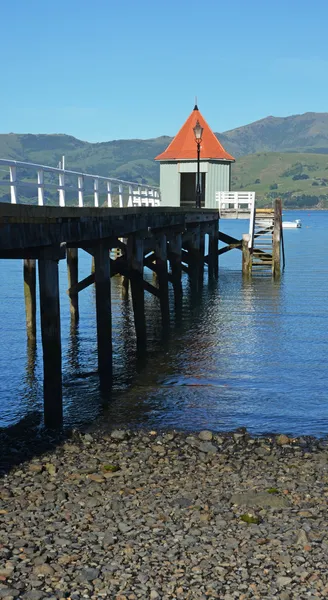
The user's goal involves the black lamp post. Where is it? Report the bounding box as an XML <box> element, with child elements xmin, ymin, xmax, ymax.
<box><xmin>193</xmin><ymin>119</ymin><xmax>203</xmax><ymax>209</ymax></box>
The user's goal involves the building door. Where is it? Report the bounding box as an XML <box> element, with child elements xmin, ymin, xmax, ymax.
<box><xmin>180</xmin><ymin>173</ymin><xmax>206</xmax><ymax>208</ymax></box>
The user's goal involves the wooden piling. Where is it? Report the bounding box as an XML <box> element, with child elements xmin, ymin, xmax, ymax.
<box><xmin>154</xmin><ymin>233</ymin><xmax>170</xmax><ymax>327</ymax></box>
<box><xmin>38</xmin><ymin>257</ymin><xmax>62</xmax><ymax>428</ymax></box>
<box><xmin>187</xmin><ymin>225</ymin><xmax>203</xmax><ymax>287</ymax></box>
<box><xmin>168</xmin><ymin>232</ymin><xmax>182</xmax><ymax>308</ymax></box>
<box><xmin>67</xmin><ymin>248</ymin><xmax>79</xmax><ymax>322</ymax></box>
<box><xmin>127</xmin><ymin>235</ymin><xmax>146</xmax><ymax>350</ymax></box>
<box><xmin>23</xmin><ymin>259</ymin><xmax>37</xmax><ymax>340</ymax></box>
<box><xmin>94</xmin><ymin>243</ymin><xmax>112</xmax><ymax>391</ymax></box>
<box><xmin>208</xmin><ymin>222</ymin><xmax>219</xmax><ymax>278</ymax></box>
<box><xmin>242</xmin><ymin>234</ymin><xmax>252</xmax><ymax>276</ymax></box>
<box><xmin>273</xmin><ymin>198</ymin><xmax>282</xmax><ymax>278</ymax></box>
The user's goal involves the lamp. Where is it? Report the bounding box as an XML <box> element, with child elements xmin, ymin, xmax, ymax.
<box><xmin>193</xmin><ymin>120</ymin><xmax>203</xmax><ymax>208</ymax></box>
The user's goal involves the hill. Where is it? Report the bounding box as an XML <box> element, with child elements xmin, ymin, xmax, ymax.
<box><xmin>220</xmin><ymin>112</ymin><xmax>328</xmax><ymax>158</ymax></box>
<box><xmin>2</xmin><ymin>112</ymin><xmax>328</xmax><ymax>207</ymax></box>
<box><xmin>231</xmin><ymin>152</ymin><xmax>328</xmax><ymax>208</ymax></box>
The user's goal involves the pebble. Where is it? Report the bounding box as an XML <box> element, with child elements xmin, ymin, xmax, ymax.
<box><xmin>0</xmin><ymin>428</ymin><xmax>327</xmax><ymax>598</ymax></box>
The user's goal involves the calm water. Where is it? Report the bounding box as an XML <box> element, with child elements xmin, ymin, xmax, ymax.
<box><xmin>1</xmin><ymin>210</ymin><xmax>328</xmax><ymax>436</ymax></box>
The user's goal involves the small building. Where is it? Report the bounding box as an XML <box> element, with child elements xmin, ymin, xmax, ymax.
<box><xmin>155</xmin><ymin>104</ymin><xmax>235</xmax><ymax>208</ymax></box>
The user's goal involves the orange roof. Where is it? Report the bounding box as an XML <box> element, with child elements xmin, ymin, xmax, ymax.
<box><xmin>155</xmin><ymin>105</ymin><xmax>235</xmax><ymax>162</ymax></box>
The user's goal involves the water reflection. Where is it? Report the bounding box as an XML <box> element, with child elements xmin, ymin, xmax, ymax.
<box><xmin>2</xmin><ymin>212</ymin><xmax>328</xmax><ymax>436</ymax></box>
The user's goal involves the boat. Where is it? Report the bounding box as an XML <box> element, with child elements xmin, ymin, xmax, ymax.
<box><xmin>282</xmin><ymin>219</ymin><xmax>301</xmax><ymax>229</ymax></box>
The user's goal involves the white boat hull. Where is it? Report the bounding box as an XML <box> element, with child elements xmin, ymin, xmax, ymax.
<box><xmin>282</xmin><ymin>219</ymin><xmax>301</xmax><ymax>229</ymax></box>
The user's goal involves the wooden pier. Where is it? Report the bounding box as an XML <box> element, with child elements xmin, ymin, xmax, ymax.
<box><xmin>0</xmin><ymin>203</ymin><xmax>220</xmax><ymax>428</ymax></box>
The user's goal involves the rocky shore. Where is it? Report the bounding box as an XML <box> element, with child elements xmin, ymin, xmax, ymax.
<box><xmin>0</xmin><ymin>428</ymin><xmax>328</xmax><ymax>600</ymax></box>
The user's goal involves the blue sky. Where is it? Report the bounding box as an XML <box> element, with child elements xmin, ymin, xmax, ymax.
<box><xmin>2</xmin><ymin>0</ymin><xmax>327</xmax><ymax>141</ymax></box>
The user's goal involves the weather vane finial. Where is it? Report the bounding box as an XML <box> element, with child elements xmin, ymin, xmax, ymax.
<box><xmin>194</xmin><ymin>96</ymin><xmax>198</xmax><ymax>110</ymax></box>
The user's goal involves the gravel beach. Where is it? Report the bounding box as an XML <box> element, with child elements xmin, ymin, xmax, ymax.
<box><xmin>0</xmin><ymin>428</ymin><xmax>328</xmax><ymax>600</ymax></box>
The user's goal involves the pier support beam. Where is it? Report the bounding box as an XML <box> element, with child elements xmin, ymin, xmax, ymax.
<box><xmin>94</xmin><ymin>243</ymin><xmax>112</xmax><ymax>392</ymax></box>
<box><xmin>168</xmin><ymin>232</ymin><xmax>182</xmax><ymax>309</ymax></box>
<box><xmin>273</xmin><ymin>198</ymin><xmax>282</xmax><ymax>278</ymax></box>
<box><xmin>208</xmin><ymin>222</ymin><xmax>219</xmax><ymax>278</ymax></box>
<box><xmin>186</xmin><ymin>225</ymin><xmax>203</xmax><ymax>287</ymax></box>
<box><xmin>67</xmin><ymin>248</ymin><xmax>79</xmax><ymax>322</ymax></box>
<box><xmin>24</xmin><ymin>259</ymin><xmax>37</xmax><ymax>340</ymax></box>
<box><xmin>242</xmin><ymin>234</ymin><xmax>252</xmax><ymax>276</ymax></box>
<box><xmin>128</xmin><ymin>235</ymin><xmax>146</xmax><ymax>350</ymax></box>
<box><xmin>38</xmin><ymin>255</ymin><xmax>62</xmax><ymax>428</ymax></box>
<box><xmin>154</xmin><ymin>233</ymin><xmax>170</xmax><ymax>328</ymax></box>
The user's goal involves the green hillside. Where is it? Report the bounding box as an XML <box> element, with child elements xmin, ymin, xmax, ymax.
<box><xmin>2</xmin><ymin>112</ymin><xmax>328</xmax><ymax>207</ymax></box>
<box><xmin>232</xmin><ymin>152</ymin><xmax>328</xmax><ymax>208</ymax></box>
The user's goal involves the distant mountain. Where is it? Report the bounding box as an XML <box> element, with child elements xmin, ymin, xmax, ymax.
<box><xmin>219</xmin><ymin>112</ymin><xmax>328</xmax><ymax>157</ymax></box>
<box><xmin>1</xmin><ymin>112</ymin><xmax>328</xmax><ymax>207</ymax></box>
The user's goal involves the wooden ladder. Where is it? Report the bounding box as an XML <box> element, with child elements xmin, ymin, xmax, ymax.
<box><xmin>251</xmin><ymin>209</ymin><xmax>274</xmax><ymax>274</ymax></box>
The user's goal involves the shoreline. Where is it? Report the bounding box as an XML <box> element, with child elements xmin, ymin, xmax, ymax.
<box><xmin>1</xmin><ymin>427</ymin><xmax>328</xmax><ymax>599</ymax></box>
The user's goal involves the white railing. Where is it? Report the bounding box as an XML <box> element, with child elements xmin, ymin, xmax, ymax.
<box><xmin>216</xmin><ymin>191</ymin><xmax>256</xmax><ymax>249</ymax></box>
<box><xmin>216</xmin><ymin>191</ymin><xmax>255</xmax><ymax>213</ymax></box>
<box><xmin>0</xmin><ymin>158</ymin><xmax>161</xmax><ymax>208</ymax></box>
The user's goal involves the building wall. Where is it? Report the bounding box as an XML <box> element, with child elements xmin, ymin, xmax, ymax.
<box><xmin>159</xmin><ymin>159</ymin><xmax>232</xmax><ymax>207</ymax></box>
<box><xmin>205</xmin><ymin>161</ymin><xmax>231</xmax><ymax>208</ymax></box>
<box><xmin>159</xmin><ymin>162</ymin><xmax>180</xmax><ymax>206</ymax></box>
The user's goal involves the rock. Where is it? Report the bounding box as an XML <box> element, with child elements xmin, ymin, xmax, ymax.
<box><xmin>276</xmin><ymin>576</ymin><xmax>292</xmax><ymax>587</ymax></box>
<box><xmin>78</xmin><ymin>567</ymin><xmax>100</xmax><ymax>582</ymax></box>
<box><xmin>231</xmin><ymin>491</ymin><xmax>289</xmax><ymax>508</ymax></box>
<box><xmin>276</xmin><ymin>434</ymin><xmax>290</xmax><ymax>445</ymax></box>
<box><xmin>33</xmin><ymin>564</ymin><xmax>55</xmax><ymax>576</ymax></box>
<box><xmin>111</xmin><ymin>430</ymin><xmax>127</xmax><ymax>441</ymax></box>
<box><xmin>296</xmin><ymin>529</ymin><xmax>309</xmax><ymax>546</ymax></box>
<box><xmin>45</xmin><ymin>463</ymin><xmax>56</xmax><ymax>476</ymax></box>
<box><xmin>83</xmin><ymin>433</ymin><xmax>93</xmax><ymax>442</ymax></box>
<box><xmin>0</xmin><ymin>588</ymin><xmax>19</xmax><ymax>599</ymax></box>
<box><xmin>22</xmin><ymin>592</ymin><xmax>44</xmax><ymax>600</ymax></box>
<box><xmin>118</xmin><ymin>522</ymin><xmax>132</xmax><ymax>534</ymax></box>
<box><xmin>150</xmin><ymin>592</ymin><xmax>160</xmax><ymax>599</ymax></box>
<box><xmin>102</xmin><ymin>531</ymin><xmax>115</xmax><ymax>547</ymax></box>
<box><xmin>198</xmin><ymin>430</ymin><xmax>213</xmax><ymax>441</ymax></box>
<box><xmin>87</xmin><ymin>473</ymin><xmax>105</xmax><ymax>483</ymax></box>
<box><xmin>28</xmin><ymin>464</ymin><xmax>43</xmax><ymax>473</ymax></box>
<box><xmin>198</xmin><ymin>442</ymin><xmax>217</xmax><ymax>454</ymax></box>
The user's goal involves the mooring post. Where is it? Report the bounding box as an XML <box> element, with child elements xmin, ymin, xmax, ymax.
<box><xmin>273</xmin><ymin>198</ymin><xmax>282</xmax><ymax>278</ymax></box>
<box><xmin>94</xmin><ymin>243</ymin><xmax>112</xmax><ymax>391</ymax></box>
<box><xmin>154</xmin><ymin>233</ymin><xmax>170</xmax><ymax>327</ymax></box>
<box><xmin>242</xmin><ymin>233</ymin><xmax>252</xmax><ymax>276</ymax></box>
<box><xmin>127</xmin><ymin>235</ymin><xmax>146</xmax><ymax>350</ymax></box>
<box><xmin>23</xmin><ymin>259</ymin><xmax>37</xmax><ymax>340</ymax></box>
<box><xmin>167</xmin><ymin>232</ymin><xmax>182</xmax><ymax>308</ymax></box>
<box><xmin>67</xmin><ymin>248</ymin><xmax>79</xmax><ymax>322</ymax></box>
<box><xmin>208</xmin><ymin>221</ymin><xmax>219</xmax><ymax>278</ymax></box>
<box><xmin>38</xmin><ymin>254</ymin><xmax>63</xmax><ymax>428</ymax></box>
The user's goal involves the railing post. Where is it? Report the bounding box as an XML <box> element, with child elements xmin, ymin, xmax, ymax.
<box><xmin>9</xmin><ymin>166</ymin><xmax>17</xmax><ymax>204</ymax></box>
<box><xmin>128</xmin><ymin>185</ymin><xmax>133</xmax><ymax>207</ymax></box>
<box><xmin>59</xmin><ymin>171</ymin><xmax>65</xmax><ymax>207</ymax></box>
<box><xmin>37</xmin><ymin>169</ymin><xmax>44</xmax><ymax>206</ymax></box>
<box><xmin>107</xmin><ymin>181</ymin><xmax>112</xmax><ymax>207</ymax></box>
<box><xmin>119</xmin><ymin>184</ymin><xmax>123</xmax><ymax>208</ymax></box>
<box><xmin>94</xmin><ymin>178</ymin><xmax>99</xmax><ymax>207</ymax></box>
<box><xmin>78</xmin><ymin>176</ymin><xmax>84</xmax><ymax>207</ymax></box>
